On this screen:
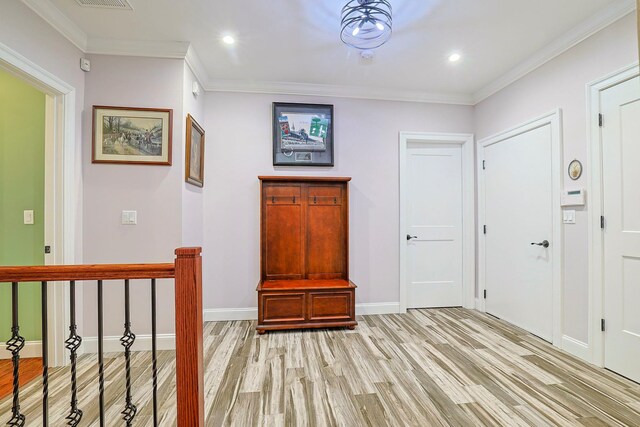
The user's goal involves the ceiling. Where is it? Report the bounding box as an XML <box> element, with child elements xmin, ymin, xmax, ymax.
<box><xmin>29</xmin><ymin>0</ymin><xmax>636</xmax><ymax>103</ymax></box>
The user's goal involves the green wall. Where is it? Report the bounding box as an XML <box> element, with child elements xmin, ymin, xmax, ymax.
<box><xmin>0</xmin><ymin>69</ymin><xmax>45</xmax><ymax>342</ymax></box>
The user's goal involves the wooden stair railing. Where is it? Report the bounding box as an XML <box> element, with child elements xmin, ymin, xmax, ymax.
<box><xmin>0</xmin><ymin>247</ymin><xmax>204</xmax><ymax>426</ymax></box>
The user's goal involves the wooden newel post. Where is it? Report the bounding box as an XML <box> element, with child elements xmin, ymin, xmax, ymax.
<box><xmin>174</xmin><ymin>247</ymin><xmax>205</xmax><ymax>426</ymax></box>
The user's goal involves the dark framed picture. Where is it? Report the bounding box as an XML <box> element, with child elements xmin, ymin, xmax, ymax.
<box><xmin>92</xmin><ymin>106</ymin><xmax>172</xmax><ymax>165</ymax></box>
<box><xmin>273</xmin><ymin>102</ymin><xmax>334</xmax><ymax>166</ymax></box>
<box><xmin>185</xmin><ymin>114</ymin><xmax>205</xmax><ymax>187</ymax></box>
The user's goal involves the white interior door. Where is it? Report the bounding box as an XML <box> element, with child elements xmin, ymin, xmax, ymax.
<box><xmin>602</xmin><ymin>75</ymin><xmax>640</xmax><ymax>383</ymax></box>
<box><xmin>483</xmin><ymin>124</ymin><xmax>554</xmax><ymax>341</ymax></box>
<box><xmin>406</xmin><ymin>146</ymin><xmax>463</xmax><ymax>308</ymax></box>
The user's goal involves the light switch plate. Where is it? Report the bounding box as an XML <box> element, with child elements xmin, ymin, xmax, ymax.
<box><xmin>121</xmin><ymin>210</ymin><xmax>137</xmax><ymax>225</ymax></box>
<box><xmin>563</xmin><ymin>210</ymin><xmax>576</xmax><ymax>224</ymax></box>
<box><xmin>23</xmin><ymin>210</ymin><xmax>34</xmax><ymax>225</ymax></box>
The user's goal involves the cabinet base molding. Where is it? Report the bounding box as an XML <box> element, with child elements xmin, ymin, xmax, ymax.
<box><xmin>257</xmin><ymin>279</ymin><xmax>357</xmax><ymax>333</ymax></box>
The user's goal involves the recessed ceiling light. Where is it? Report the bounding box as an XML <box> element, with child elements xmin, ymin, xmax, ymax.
<box><xmin>449</xmin><ymin>53</ymin><xmax>462</xmax><ymax>62</ymax></box>
<box><xmin>222</xmin><ymin>35</ymin><xmax>235</xmax><ymax>45</ymax></box>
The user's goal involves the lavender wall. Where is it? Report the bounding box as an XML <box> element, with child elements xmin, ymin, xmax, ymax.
<box><xmin>475</xmin><ymin>13</ymin><xmax>638</xmax><ymax>344</ymax></box>
<box><xmin>202</xmin><ymin>92</ymin><xmax>474</xmax><ymax>311</ymax></box>
<box><xmin>82</xmin><ymin>55</ymin><xmax>185</xmax><ymax>338</ymax></box>
<box><xmin>182</xmin><ymin>64</ymin><xmax>205</xmax><ymax>247</ymax></box>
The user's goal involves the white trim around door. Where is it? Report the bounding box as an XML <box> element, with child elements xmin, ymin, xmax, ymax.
<box><xmin>587</xmin><ymin>62</ymin><xmax>640</xmax><ymax>367</ymax></box>
<box><xmin>0</xmin><ymin>41</ymin><xmax>77</xmax><ymax>367</ymax></box>
<box><xmin>399</xmin><ymin>132</ymin><xmax>476</xmax><ymax>313</ymax></box>
<box><xmin>477</xmin><ymin>110</ymin><xmax>563</xmax><ymax>347</ymax></box>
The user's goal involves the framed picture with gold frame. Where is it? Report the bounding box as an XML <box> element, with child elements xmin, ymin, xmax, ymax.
<box><xmin>185</xmin><ymin>114</ymin><xmax>205</xmax><ymax>187</ymax></box>
<box><xmin>92</xmin><ymin>106</ymin><xmax>172</xmax><ymax>165</ymax></box>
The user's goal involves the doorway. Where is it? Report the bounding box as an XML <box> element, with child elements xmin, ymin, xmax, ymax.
<box><xmin>399</xmin><ymin>132</ymin><xmax>475</xmax><ymax>312</ymax></box>
<box><xmin>0</xmin><ymin>69</ymin><xmax>46</xmax><ymax>361</ymax></box>
<box><xmin>588</xmin><ymin>64</ymin><xmax>640</xmax><ymax>383</ymax></box>
<box><xmin>478</xmin><ymin>110</ymin><xmax>562</xmax><ymax>345</ymax></box>
<box><xmin>0</xmin><ymin>42</ymin><xmax>77</xmax><ymax>367</ymax></box>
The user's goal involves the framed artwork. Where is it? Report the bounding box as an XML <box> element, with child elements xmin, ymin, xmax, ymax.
<box><xmin>185</xmin><ymin>114</ymin><xmax>205</xmax><ymax>187</ymax></box>
<box><xmin>568</xmin><ymin>159</ymin><xmax>582</xmax><ymax>180</ymax></box>
<box><xmin>273</xmin><ymin>102</ymin><xmax>334</xmax><ymax>166</ymax></box>
<box><xmin>92</xmin><ymin>106</ymin><xmax>172</xmax><ymax>165</ymax></box>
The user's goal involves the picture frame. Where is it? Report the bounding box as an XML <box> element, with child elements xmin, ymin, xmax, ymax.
<box><xmin>273</xmin><ymin>102</ymin><xmax>334</xmax><ymax>166</ymax></box>
<box><xmin>568</xmin><ymin>159</ymin><xmax>583</xmax><ymax>180</ymax></box>
<box><xmin>185</xmin><ymin>114</ymin><xmax>205</xmax><ymax>187</ymax></box>
<box><xmin>92</xmin><ymin>106</ymin><xmax>173</xmax><ymax>165</ymax></box>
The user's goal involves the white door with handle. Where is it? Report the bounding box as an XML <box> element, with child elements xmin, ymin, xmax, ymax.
<box><xmin>406</xmin><ymin>146</ymin><xmax>463</xmax><ymax>308</ymax></box>
<box><xmin>480</xmin><ymin>113</ymin><xmax>561</xmax><ymax>343</ymax></box>
<box><xmin>601</xmin><ymin>75</ymin><xmax>640</xmax><ymax>383</ymax></box>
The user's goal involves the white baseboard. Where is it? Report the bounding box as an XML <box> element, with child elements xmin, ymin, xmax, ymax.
<box><xmin>356</xmin><ymin>302</ymin><xmax>400</xmax><ymax>315</ymax></box>
<box><xmin>81</xmin><ymin>333</ymin><xmax>175</xmax><ymax>354</ymax></box>
<box><xmin>204</xmin><ymin>307</ymin><xmax>258</xmax><ymax>322</ymax></box>
<box><xmin>561</xmin><ymin>335</ymin><xmax>590</xmax><ymax>361</ymax></box>
<box><xmin>0</xmin><ymin>341</ymin><xmax>42</xmax><ymax>359</ymax></box>
<box><xmin>475</xmin><ymin>298</ymin><xmax>485</xmax><ymax>311</ymax></box>
<box><xmin>203</xmin><ymin>302</ymin><xmax>401</xmax><ymax>322</ymax></box>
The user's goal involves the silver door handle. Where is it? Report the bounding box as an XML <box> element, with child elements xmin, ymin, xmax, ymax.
<box><xmin>407</xmin><ymin>235</ymin><xmax>418</xmax><ymax>241</ymax></box>
<box><xmin>531</xmin><ymin>240</ymin><xmax>550</xmax><ymax>248</ymax></box>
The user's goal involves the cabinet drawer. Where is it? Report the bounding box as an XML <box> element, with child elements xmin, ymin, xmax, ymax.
<box><xmin>308</xmin><ymin>291</ymin><xmax>353</xmax><ymax>321</ymax></box>
<box><xmin>261</xmin><ymin>293</ymin><xmax>305</xmax><ymax>323</ymax></box>
<box><xmin>265</xmin><ymin>185</ymin><xmax>302</xmax><ymax>205</ymax></box>
<box><xmin>308</xmin><ymin>186</ymin><xmax>342</xmax><ymax>205</ymax></box>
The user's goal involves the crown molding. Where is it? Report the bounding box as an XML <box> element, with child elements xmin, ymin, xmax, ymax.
<box><xmin>21</xmin><ymin>0</ymin><xmax>635</xmax><ymax>106</ymax></box>
<box><xmin>204</xmin><ymin>79</ymin><xmax>475</xmax><ymax>105</ymax></box>
<box><xmin>185</xmin><ymin>45</ymin><xmax>209</xmax><ymax>88</ymax></box>
<box><xmin>21</xmin><ymin>0</ymin><xmax>88</xmax><ymax>51</ymax></box>
<box><xmin>473</xmin><ymin>0</ymin><xmax>637</xmax><ymax>104</ymax></box>
<box><xmin>86</xmin><ymin>38</ymin><xmax>190</xmax><ymax>59</ymax></box>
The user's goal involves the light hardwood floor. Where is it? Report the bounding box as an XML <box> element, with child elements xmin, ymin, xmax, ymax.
<box><xmin>2</xmin><ymin>308</ymin><xmax>640</xmax><ymax>426</ymax></box>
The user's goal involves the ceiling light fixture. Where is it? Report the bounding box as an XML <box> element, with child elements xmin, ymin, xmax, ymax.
<box><xmin>449</xmin><ymin>53</ymin><xmax>462</xmax><ymax>62</ymax></box>
<box><xmin>341</xmin><ymin>0</ymin><xmax>392</xmax><ymax>50</ymax></box>
<box><xmin>222</xmin><ymin>35</ymin><xmax>235</xmax><ymax>45</ymax></box>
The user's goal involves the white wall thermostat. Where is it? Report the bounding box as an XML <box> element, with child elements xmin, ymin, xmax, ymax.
<box><xmin>561</xmin><ymin>189</ymin><xmax>586</xmax><ymax>207</ymax></box>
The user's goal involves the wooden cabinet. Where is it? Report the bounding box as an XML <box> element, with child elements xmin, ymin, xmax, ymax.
<box><xmin>257</xmin><ymin>177</ymin><xmax>357</xmax><ymax>333</ymax></box>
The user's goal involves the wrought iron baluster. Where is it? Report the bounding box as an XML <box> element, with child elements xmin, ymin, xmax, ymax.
<box><xmin>120</xmin><ymin>279</ymin><xmax>137</xmax><ymax>425</ymax></box>
<box><xmin>7</xmin><ymin>282</ymin><xmax>26</xmax><ymax>427</ymax></box>
<box><xmin>97</xmin><ymin>280</ymin><xmax>105</xmax><ymax>427</ymax></box>
<box><xmin>65</xmin><ymin>280</ymin><xmax>83</xmax><ymax>426</ymax></box>
<box><xmin>41</xmin><ymin>281</ymin><xmax>49</xmax><ymax>425</ymax></box>
<box><xmin>151</xmin><ymin>278</ymin><xmax>158</xmax><ymax>427</ymax></box>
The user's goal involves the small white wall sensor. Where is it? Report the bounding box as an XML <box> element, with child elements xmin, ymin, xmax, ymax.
<box><xmin>80</xmin><ymin>58</ymin><xmax>91</xmax><ymax>72</ymax></box>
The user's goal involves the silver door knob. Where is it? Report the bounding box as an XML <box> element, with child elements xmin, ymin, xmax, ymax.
<box><xmin>531</xmin><ymin>240</ymin><xmax>550</xmax><ymax>248</ymax></box>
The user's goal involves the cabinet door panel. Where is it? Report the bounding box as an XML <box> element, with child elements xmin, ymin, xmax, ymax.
<box><xmin>265</xmin><ymin>202</ymin><xmax>304</xmax><ymax>279</ymax></box>
<box><xmin>308</xmin><ymin>292</ymin><xmax>352</xmax><ymax>321</ymax></box>
<box><xmin>261</xmin><ymin>293</ymin><xmax>305</xmax><ymax>323</ymax></box>
<box><xmin>307</xmin><ymin>203</ymin><xmax>344</xmax><ymax>279</ymax></box>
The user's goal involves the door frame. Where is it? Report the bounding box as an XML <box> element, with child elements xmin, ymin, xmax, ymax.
<box><xmin>399</xmin><ymin>132</ymin><xmax>476</xmax><ymax>312</ymax></box>
<box><xmin>587</xmin><ymin>62</ymin><xmax>639</xmax><ymax>367</ymax></box>
<box><xmin>0</xmin><ymin>42</ymin><xmax>77</xmax><ymax>367</ymax></box>
<box><xmin>477</xmin><ymin>109</ymin><xmax>563</xmax><ymax>347</ymax></box>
